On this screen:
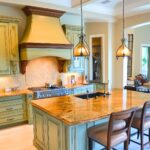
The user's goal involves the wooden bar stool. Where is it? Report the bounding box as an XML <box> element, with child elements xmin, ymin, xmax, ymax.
<box><xmin>87</xmin><ymin>107</ymin><xmax>137</xmax><ymax>150</ymax></box>
<box><xmin>131</xmin><ymin>101</ymin><xmax>150</xmax><ymax>150</ymax></box>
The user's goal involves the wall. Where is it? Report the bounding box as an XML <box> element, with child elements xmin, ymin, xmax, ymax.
<box><xmin>85</xmin><ymin>22</ymin><xmax>115</xmax><ymax>89</ymax></box>
<box><xmin>113</xmin><ymin>12</ymin><xmax>150</xmax><ymax>88</ymax></box>
<box><xmin>131</xmin><ymin>25</ymin><xmax>150</xmax><ymax>76</ymax></box>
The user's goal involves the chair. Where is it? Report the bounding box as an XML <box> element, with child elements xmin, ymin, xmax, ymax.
<box><xmin>87</xmin><ymin>107</ymin><xmax>137</xmax><ymax>150</ymax></box>
<box><xmin>131</xmin><ymin>101</ymin><xmax>150</xmax><ymax>150</ymax></box>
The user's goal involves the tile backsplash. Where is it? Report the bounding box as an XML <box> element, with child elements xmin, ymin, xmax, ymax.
<box><xmin>0</xmin><ymin>56</ymin><xmax>84</xmax><ymax>90</ymax></box>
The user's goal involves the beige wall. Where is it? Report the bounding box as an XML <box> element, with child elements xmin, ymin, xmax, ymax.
<box><xmin>113</xmin><ymin>12</ymin><xmax>150</xmax><ymax>88</ymax></box>
<box><xmin>85</xmin><ymin>22</ymin><xmax>108</xmax><ymax>81</ymax></box>
<box><xmin>130</xmin><ymin>25</ymin><xmax>150</xmax><ymax>77</ymax></box>
<box><xmin>85</xmin><ymin>22</ymin><xmax>115</xmax><ymax>89</ymax></box>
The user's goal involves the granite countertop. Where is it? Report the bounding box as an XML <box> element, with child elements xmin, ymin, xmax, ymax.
<box><xmin>0</xmin><ymin>89</ymin><xmax>33</xmax><ymax>97</ymax></box>
<box><xmin>31</xmin><ymin>89</ymin><xmax>150</xmax><ymax>125</ymax></box>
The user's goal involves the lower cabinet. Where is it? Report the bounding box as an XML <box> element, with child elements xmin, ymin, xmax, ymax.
<box><xmin>32</xmin><ymin>107</ymin><xmax>108</xmax><ymax>150</ymax></box>
<box><xmin>26</xmin><ymin>93</ymin><xmax>34</xmax><ymax>124</ymax></box>
<box><xmin>0</xmin><ymin>95</ymin><xmax>27</xmax><ymax>128</ymax></box>
<box><xmin>33</xmin><ymin>108</ymin><xmax>64</xmax><ymax>150</ymax></box>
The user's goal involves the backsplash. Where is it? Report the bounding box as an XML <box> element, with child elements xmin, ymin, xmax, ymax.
<box><xmin>0</xmin><ymin>56</ymin><xmax>83</xmax><ymax>91</ymax></box>
<box><xmin>25</xmin><ymin>57</ymin><xmax>59</xmax><ymax>87</ymax></box>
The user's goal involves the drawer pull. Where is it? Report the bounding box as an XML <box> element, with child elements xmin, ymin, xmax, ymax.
<box><xmin>7</xmin><ymin>118</ymin><xmax>14</xmax><ymax>121</ymax></box>
<box><xmin>6</xmin><ymin>107</ymin><xmax>14</xmax><ymax>111</ymax></box>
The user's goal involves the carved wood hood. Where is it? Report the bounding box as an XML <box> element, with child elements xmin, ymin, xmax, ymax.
<box><xmin>19</xmin><ymin>6</ymin><xmax>73</xmax><ymax>61</ymax></box>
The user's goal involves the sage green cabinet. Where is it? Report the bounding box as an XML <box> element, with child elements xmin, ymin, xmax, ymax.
<box><xmin>0</xmin><ymin>22</ymin><xmax>19</xmax><ymax>75</ymax></box>
<box><xmin>63</xmin><ymin>25</ymin><xmax>84</xmax><ymax>73</ymax></box>
<box><xmin>0</xmin><ymin>95</ymin><xmax>27</xmax><ymax>128</ymax></box>
<box><xmin>0</xmin><ymin>23</ymin><xmax>10</xmax><ymax>74</ymax></box>
<box><xmin>26</xmin><ymin>93</ymin><xmax>34</xmax><ymax>124</ymax></box>
<box><xmin>32</xmin><ymin>106</ymin><xmax>108</xmax><ymax>150</ymax></box>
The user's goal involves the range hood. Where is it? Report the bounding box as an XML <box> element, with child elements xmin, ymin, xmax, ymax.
<box><xmin>19</xmin><ymin>6</ymin><xmax>73</xmax><ymax>61</ymax></box>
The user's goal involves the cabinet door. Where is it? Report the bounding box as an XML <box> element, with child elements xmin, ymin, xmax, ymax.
<box><xmin>9</xmin><ymin>23</ymin><xmax>19</xmax><ymax>74</ymax></box>
<box><xmin>63</xmin><ymin>25</ymin><xmax>84</xmax><ymax>73</ymax></box>
<box><xmin>0</xmin><ymin>23</ymin><xmax>10</xmax><ymax>74</ymax></box>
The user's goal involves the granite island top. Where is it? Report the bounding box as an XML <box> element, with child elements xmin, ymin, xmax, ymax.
<box><xmin>31</xmin><ymin>89</ymin><xmax>150</xmax><ymax>125</ymax></box>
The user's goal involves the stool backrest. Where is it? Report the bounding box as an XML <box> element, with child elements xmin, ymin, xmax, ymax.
<box><xmin>141</xmin><ymin>101</ymin><xmax>150</xmax><ymax>128</ymax></box>
<box><xmin>107</xmin><ymin>107</ymin><xmax>137</xmax><ymax>147</ymax></box>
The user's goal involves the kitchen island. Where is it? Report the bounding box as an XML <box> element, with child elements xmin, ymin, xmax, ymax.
<box><xmin>32</xmin><ymin>89</ymin><xmax>150</xmax><ymax>150</ymax></box>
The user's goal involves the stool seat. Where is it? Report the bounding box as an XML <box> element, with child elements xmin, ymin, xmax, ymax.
<box><xmin>88</xmin><ymin>120</ymin><xmax>127</xmax><ymax>147</ymax></box>
<box><xmin>130</xmin><ymin>101</ymin><xmax>150</xmax><ymax>150</ymax></box>
<box><xmin>87</xmin><ymin>108</ymin><xmax>136</xmax><ymax>150</ymax></box>
<box><xmin>132</xmin><ymin>109</ymin><xmax>150</xmax><ymax>130</ymax></box>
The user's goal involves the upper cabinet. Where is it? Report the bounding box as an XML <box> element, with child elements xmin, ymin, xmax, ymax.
<box><xmin>0</xmin><ymin>22</ymin><xmax>19</xmax><ymax>75</ymax></box>
<box><xmin>62</xmin><ymin>25</ymin><xmax>84</xmax><ymax>73</ymax></box>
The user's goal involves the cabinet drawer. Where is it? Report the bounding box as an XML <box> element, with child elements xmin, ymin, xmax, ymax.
<box><xmin>0</xmin><ymin>95</ymin><xmax>24</xmax><ymax>101</ymax></box>
<box><xmin>0</xmin><ymin>103</ymin><xmax>25</xmax><ymax>113</ymax></box>
<box><xmin>0</xmin><ymin>99</ymin><xmax>24</xmax><ymax>108</ymax></box>
<box><xmin>0</xmin><ymin>107</ymin><xmax>25</xmax><ymax>117</ymax></box>
<box><xmin>0</xmin><ymin>114</ymin><xmax>26</xmax><ymax>125</ymax></box>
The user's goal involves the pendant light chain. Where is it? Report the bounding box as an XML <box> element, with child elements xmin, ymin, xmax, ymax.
<box><xmin>81</xmin><ymin>0</ymin><xmax>83</xmax><ymax>42</ymax></box>
<box><xmin>73</xmin><ymin>0</ymin><xmax>90</xmax><ymax>57</ymax></box>
<box><xmin>116</xmin><ymin>0</ymin><xmax>131</xmax><ymax>58</ymax></box>
<box><xmin>123</xmin><ymin>0</ymin><xmax>125</xmax><ymax>41</ymax></box>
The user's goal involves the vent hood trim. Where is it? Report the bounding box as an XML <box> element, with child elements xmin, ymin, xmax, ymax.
<box><xmin>23</xmin><ymin>6</ymin><xmax>65</xmax><ymax>17</ymax></box>
<box><xmin>20</xmin><ymin>43</ymin><xmax>73</xmax><ymax>49</ymax></box>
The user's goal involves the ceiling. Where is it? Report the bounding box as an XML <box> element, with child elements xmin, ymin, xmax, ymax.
<box><xmin>0</xmin><ymin>0</ymin><xmax>150</xmax><ymax>22</ymax></box>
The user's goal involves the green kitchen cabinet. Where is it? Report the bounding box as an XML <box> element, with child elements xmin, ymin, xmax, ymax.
<box><xmin>0</xmin><ymin>22</ymin><xmax>19</xmax><ymax>75</ymax></box>
<box><xmin>62</xmin><ymin>25</ymin><xmax>85</xmax><ymax>73</ymax></box>
<box><xmin>0</xmin><ymin>23</ymin><xmax>10</xmax><ymax>74</ymax></box>
<box><xmin>26</xmin><ymin>93</ymin><xmax>34</xmax><ymax>124</ymax></box>
<box><xmin>0</xmin><ymin>95</ymin><xmax>27</xmax><ymax>128</ymax></box>
<box><xmin>32</xmin><ymin>106</ymin><xmax>108</xmax><ymax>150</ymax></box>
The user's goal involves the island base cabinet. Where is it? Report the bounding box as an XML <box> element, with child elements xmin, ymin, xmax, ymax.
<box><xmin>32</xmin><ymin>107</ymin><xmax>108</xmax><ymax>150</ymax></box>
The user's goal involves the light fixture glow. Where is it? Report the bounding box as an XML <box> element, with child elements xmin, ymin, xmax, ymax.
<box><xmin>116</xmin><ymin>0</ymin><xmax>131</xmax><ymax>59</ymax></box>
<box><xmin>73</xmin><ymin>0</ymin><xmax>90</xmax><ymax>57</ymax></box>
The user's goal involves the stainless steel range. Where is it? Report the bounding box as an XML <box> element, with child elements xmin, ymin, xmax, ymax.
<box><xmin>28</xmin><ymin>85</ymin><xmax>70</xmax><ymax>99</ymax></box>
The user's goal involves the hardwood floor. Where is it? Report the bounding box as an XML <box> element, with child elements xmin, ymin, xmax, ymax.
<box><xmin>0</xmin><ymin>125</ymin><xmax>150</xmax><ymax>150</ymax></box>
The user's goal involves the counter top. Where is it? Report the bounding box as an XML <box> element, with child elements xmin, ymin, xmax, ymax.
<box><xmin>31</xmin><ymin>89</ymin><xmax>150</xmax><ymax>125</ymax></box>
<box><xmin>0</xmin><ymin>89</ymin><xmax>33</xmax><ymax>98</ymax></box>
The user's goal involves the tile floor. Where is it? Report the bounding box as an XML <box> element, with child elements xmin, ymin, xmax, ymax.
<box><xmin>0</xmin><ymin>125</ymin><xmax>36</xmax><ymax>150</ymax></box>
<box><xmin>0</xmin><ymin>125</ymin><xmax>150</xmax><ymax>150</ymax></box>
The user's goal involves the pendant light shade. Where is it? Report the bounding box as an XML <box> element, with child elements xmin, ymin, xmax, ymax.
<box><xmin>74</xmin><ymin>35</ymin><xmax>89</xmax><ymax>56</ymax></box>
<box><xmin>116</xmin><ymin>0</ymin><xmax>131</xmax><ymax>59</ymax></box>
<box><xmin>73</xmin><ymin>0</ymin><xmax>90</xmax><ymax>57</ymax></box>
<box><xmin>116</xmin><ymin>39</ymin><xmax>131</xmax><ymax>58</ymax></box>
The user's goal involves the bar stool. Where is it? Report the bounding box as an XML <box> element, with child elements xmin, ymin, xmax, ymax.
<box><xmin>87</xmin><ymin>107</ymin><xmax>137</xmax><ymax>150</ymax></box>
<box><xmin>131</xmin><ymin>101</ymin><xmax>150</xmax><ymax>150</ymax></box>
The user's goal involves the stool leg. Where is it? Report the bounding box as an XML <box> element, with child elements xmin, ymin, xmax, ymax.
<box><xmin>88</xmin><ymin>138</ymin><xmax>93</xmax><ymax>150</ymax></box>
<box><xmin>140</xmin><ymin>130</ymin><xmax>144</xmax><ymax>150</ymax></box>
<box><xmin>137</xmin><ymin>129</ymin><xmax>140</xmax><ymax>139</ymax></box>
<box><xmin>124</xmin><ymin>140</ymin><xmax>128</xmax><ymax>150</ymax></box>
<box><xmin>149</xmin><ymin>129</ymin><xmax>150</xmax><ymax>142</ymax></box>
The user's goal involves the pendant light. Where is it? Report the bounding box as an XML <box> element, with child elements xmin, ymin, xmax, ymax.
<box><xmin>116</xmin><ymin>0</ymin><xmax>131</xmax><ymax>59</ymax></box>
<box><xmin>73</xmin><ymin>0</ymin><xmax>90</xmax><ymax>57</ymax></box>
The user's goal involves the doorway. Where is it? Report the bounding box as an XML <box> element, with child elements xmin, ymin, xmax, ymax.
<box><xmin>89</xmin><ymin>35</ymin><xmax>104</xmax><ymax>82</ymax></box>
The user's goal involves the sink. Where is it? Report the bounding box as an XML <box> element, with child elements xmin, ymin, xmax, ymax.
<box><xmin>75</xmin><ymin>92</ymin><xmax>109</xmax><ymax>99</ymax></box>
